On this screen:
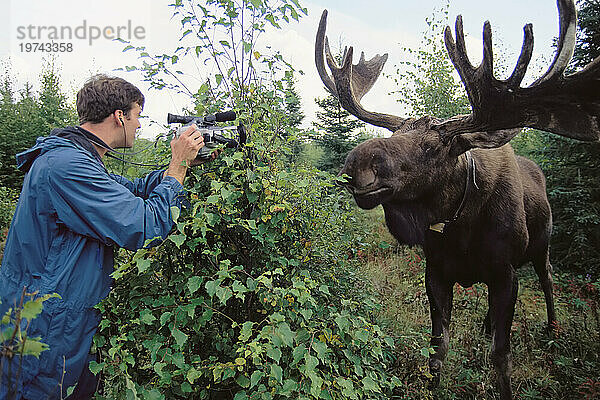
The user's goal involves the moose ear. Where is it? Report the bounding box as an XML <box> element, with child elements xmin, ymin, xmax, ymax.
<box><xmin>448</xmin><ymin>128</ymin><xmax>522</xmax><ymax>157</ymax></box>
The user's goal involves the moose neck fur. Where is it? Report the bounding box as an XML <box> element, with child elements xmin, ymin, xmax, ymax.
<box><xmin>381</xmin><ymin>150</ymin><xmax>472</xmax><ymax>246</ymax></box>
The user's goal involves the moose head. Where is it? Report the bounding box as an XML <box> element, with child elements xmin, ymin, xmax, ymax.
<box><xmin>316</xmin><ymin>1</ymin><xmax>600</xmax><ymax>399</ymax></box>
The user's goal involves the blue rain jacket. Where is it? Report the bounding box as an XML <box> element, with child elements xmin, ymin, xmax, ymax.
<box><xmin>0</xmin><ymin>127</ymin><xmax>186</xmax><ymax>399</ymax></box>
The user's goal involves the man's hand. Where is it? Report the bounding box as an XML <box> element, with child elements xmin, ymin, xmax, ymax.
<box><xmin>166</xmin><ymin>124</ymin><xmax>204</xmax><ymax>184</ymax></box>
<box><xmin>189</xmin><ymin>148</ymin><xmax>222</xmax><ymax>167</ymax></box>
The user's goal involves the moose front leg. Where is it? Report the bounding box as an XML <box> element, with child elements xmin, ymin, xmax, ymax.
<box><xmin>488</xmin><ymin>269</ymin><xmax>519</xmax><ymax>400</ymax></box>
<box><xmin>425</xmin><ymin>264</ymin><xmax>454</xmax><ymax>388</ymax></box>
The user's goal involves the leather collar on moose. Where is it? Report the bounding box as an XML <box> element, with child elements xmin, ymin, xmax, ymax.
<box><xmin>429</xmin><ymin>151</ymin><xmax>478</xmax><ymax>234</ymax></box>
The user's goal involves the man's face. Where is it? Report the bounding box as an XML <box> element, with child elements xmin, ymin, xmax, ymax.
<box><xmin>120</xmin><ymin>102</ymin><xmax>142</xmax><ymax>148</ymax></box>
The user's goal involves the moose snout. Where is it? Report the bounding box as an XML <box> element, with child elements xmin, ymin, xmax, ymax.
<box><xmin>336</xmin><ymin>168</ymin><xmax>357</xmax><ymax>193</ymax></box>
<box><xmin>336</xmin><ymin>177</ymin><xmax>355</xmax><ymax>194</ymax></box>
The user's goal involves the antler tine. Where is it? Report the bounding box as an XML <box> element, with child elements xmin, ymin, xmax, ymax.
<box><xmin>315</xmin><ymin>9</ymin><xmax>411</xmax><ymax>133</ymax></box>
<box><xmin>453</xmin><ymin>16</ymin><xmax>476</xmax><ymax>75</ymax></box>
<box><xmin>433</xmin><ymin>0</ymin><xmax>600</xmax><ymax>142</ymax></box>
<box><xmin>342</xmin><ymin>46</ymin><xmax>349</xmax><ymax>64</ymax></box>
<box><xmin>442</xmin><ymin>16</ymin><xmax>477</xmax><ymax>108</ymax></box>
<box><xmin>482</xmin><ymin>21</ymin><xmax>494</xmax><ymax>78</ymax></box>
<box><xmin>534</xmin><ymin>0</ymin><xmax>577</xmax><ymax>85</ymax></box>
<box><xmin>506</xmin><ymin>24</ymin><xmax>534</xmax><ymax>88</ymax></box>
<box><xmin>315</xmin><ymin>10</ymin><xmax>337</xmax><ymax>96</ymax></box>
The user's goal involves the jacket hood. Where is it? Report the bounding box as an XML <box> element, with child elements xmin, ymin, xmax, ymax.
<box><xmin>16</xmin><ymin>126</ymin><xmax>105</xmax><ymax>173</ymax></box>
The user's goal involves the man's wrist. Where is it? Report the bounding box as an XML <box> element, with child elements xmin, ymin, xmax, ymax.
<box><xmin>166</xmin><ymin>159</ymin><xmax>188</xmax><ymax>185</ymax></box>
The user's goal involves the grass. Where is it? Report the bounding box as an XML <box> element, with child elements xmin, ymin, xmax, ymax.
<box><xmin>354</xmin><ymin>207</ymin><xmax>600</xmax><ymax>400</ymax></box>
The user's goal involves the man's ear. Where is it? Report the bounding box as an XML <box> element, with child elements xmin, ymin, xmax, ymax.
<box><xmin>113</xmin><ymin>110</ymin><xmax>125</xmax><ymax>126</ymax></box>
<box><xmin>448</xmin><ymin>128</ymin><xmax>522</xmax><ymax>158</ymax></box>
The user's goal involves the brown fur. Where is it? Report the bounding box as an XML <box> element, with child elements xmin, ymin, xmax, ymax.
<box><xmin>340</xmin><ymin>126</ymin><xmax>556</xmax><ymax>399</ymax></box>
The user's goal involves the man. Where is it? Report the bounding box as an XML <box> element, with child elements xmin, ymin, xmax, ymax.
<box><xmin>0</xmin><ymin>74</ymin><xmax>209</xmax><ymax>399</ymax></box>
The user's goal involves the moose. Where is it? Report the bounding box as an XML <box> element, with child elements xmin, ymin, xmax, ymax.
<box><xmin>315</xmin><ymin>1</ymin><xmax>600</xmax><ymax>399</ymax></box>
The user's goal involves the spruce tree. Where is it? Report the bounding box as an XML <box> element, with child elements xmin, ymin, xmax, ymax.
<box><xmin>311</xmin><ymin>94</ymin><xmax>365</xmax><ymax>174</ymax></box>
<box><xmin>283</xmin><ymin>72</ymin><xmax>304</xmax><ymax>130</ymax></box>
<box><xmin>0</xmin><ymin>61</ymin><xmax>76</xmax><ymax>189</ymax></box>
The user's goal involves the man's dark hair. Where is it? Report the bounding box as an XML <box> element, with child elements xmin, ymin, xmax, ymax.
<box><xmin>76</xmin><ymin>74</ymin><xmax>145</xmax><ymax>124</ymax></box>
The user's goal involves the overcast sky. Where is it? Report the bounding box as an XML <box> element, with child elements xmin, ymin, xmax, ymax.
<box><xmin>0</xmin><ymin>0</ymin><xmax>563</xmax><ymax>138</ymax></box>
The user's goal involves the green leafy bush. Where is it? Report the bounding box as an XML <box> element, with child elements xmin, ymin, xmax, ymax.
<box><xmin>93</xmin><ymin>136</ymin><xmax>401</xmax><ymax>398</ymax></box>
<box><xmin>0</xmin><ymin>187</ymin><xmax>17</xmax><ymax>234</ymax></box>
<box><xmin>1</xmin><ymin>290</ymin><xmax>60</xmax><ymax>398</ymax></box>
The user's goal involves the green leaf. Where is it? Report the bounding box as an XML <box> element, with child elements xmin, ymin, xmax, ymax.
<box><xmin>280</xmin><ymin>379</ymin><xmax>298</xmax><ymax>395</ymax></box>
<box><xmin>300</xmin><ymin>308</ymin><xmax>313</xmax><ymax>321</ymax></box>
<box><xmin>337</xmin><ymin>377</ymin><xmax>356</xmax><ymax>398</ymax></box>
<box><xmin>204</xmin><ymin>279</ymin><xmax>218</xmax><ymax>297</ymax></box>
<box><xmin>276</xmin><ymin>322</ymin><xmax>295</xmax><ymax>347</ymax></box>
<box><xmin>235</xmin><ymin>374</ymin><xmax>250</xmax><ymax>388</ymax></box>
<box><xmin>160</xmin><ymin>312</ymin><xmax>172</xmax><ymax>326</ymax></box>
<box><xmin>235</xmin><ymin>357</ymin><xmax>246</xmax><ymax>366</ymax></box>
<box><xmin>170</xmin><ymin>206</ymin><xmax>180</xmax><ymax>222</ymax></box>
<box><xmin>239</xmin><ymin>321</ymin><xmax>253</xmax><ymax>342</ymax></box>
<box><xmin>266</xmin><ymin>346</ymin><xmax>282</xmax><ymax>362</ymax></box>
<box><xmin>265</xmin><ymin>14</ymin><xmax>280</xmax><ymax>29</ymax></box>
<box><xmin>335</xmin><ymin>315</ymin><xmax>350</xmax><ymax>332</ymax></box>
<box><xmin>172</xmin><ymin>328</ymin><xmax>188</xmax><ymax>348</ymax></box>
<box><xmin>0</xmin><ymin>326</ymin><xmax>15</xmax><ymax>342</ymax></box>
<box><xmin>89</xmin><ymin>361</ymin><xmax>104</xmax><ymax>375</ymax></box>
<box><xmin>223</xmin><ymin>367</ymin><xmax>236</xmax><ymax>380</ymax></box>
<box><xmin>20</xmin><ymin>337</ymin><xmax>49</xmax><ymax>357</ymax></box>
<box><xmin>292</xmin><ymin>345</ymin><xmax>306</xmax><ymax>366</ymax></box>
<box><xmin>355</xmin><ymin>328</ymin><xmax>369</xmax><ymax>343</ymax></box>
<box><xmin>233</xmin><ymin>391</ymin><xmax>248</xmax><ymax>400</ymax></box>
<box><xmin>213</xmin><ymin>364</ymin><xmax>223</xmax><ymax>383</ymax></box>
<box><xmin>187</xmin><ymin>367</ymin><xmax>202</xmax><ymax>384</ymax></box>
<box><xmin>206</xmin><ymin>194</ymin><xmax>220</xmax><ymax>204</ymax></box>
<box><xmin>304</xmin><ymin>354</ymin><xmax>319</xmax><ymax>373</ymax></box>
<box><xmin>250</xmin><ymin>370</ymin><xmax>265</xmax><ymax>388</ymax></box>
<box><xmin>216</xmin><ymin>286</ymin><xmax>232</xmax><ymax>304</ymax></box>
<box><xmin>168</xmin><ymin>233</ymin><xmax>186</xmax><ymax>248</ymax></box>
<box><xmin>312</xmin><ymin>340</ymin><xmax>328</xmax><ymax>361</ymax></box>
<box><xmin>308</xmin><ymin>371</ymin><xmax>323</xmax><ymax>397</ymax></box>
<box><xmin>136</xmin><ymin>258</ymin><xmax>151</xmax><ymax>274</ymax></box>
<box><xmin>154</xmin><ymin>362</ymin><xmax>167</xmax><ymax>378</ymax></box>
<box><xmin>140</xmin><ymin>309</ymin><xmax>156</xmax><ymax>325</ymax></box>
<box><xmin>362</xmin><ymin>376</ymin><xmax>381</xmax><ymax>392</ymax></box>
<box><xmin>21</xmin><ymin>299</ymin><xmax>43</xmax><ymax>320</ymax></box>
<box><xmin>318</xmin><ymin>285</ymin><xmax>330</xmax><ymax>295</ymax></box>
<box><xmin>270</xmin><ymin>364</ymin><xmax>283</xmax><ymax>384</ymax></box>
<box><xmin>187</xmin><ymin>276</ymin><xmax>203</xmax><ymax>294</ymax></box>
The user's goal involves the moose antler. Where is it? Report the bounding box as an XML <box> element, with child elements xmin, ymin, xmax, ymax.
<box><xmin>315</xmin><ymin>10</ymin><xmax>412</xmax><ymax>133</ymax></box>
<box><xmin>433</xmin><ymin>0</ymin><xmax>600</xmax><ymax>142</ymax></box>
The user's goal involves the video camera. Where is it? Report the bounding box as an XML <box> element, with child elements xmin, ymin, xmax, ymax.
<box><xmin>167</xmin><ymin>111</ymin><xmax>247</xmax><ymax>161</ymax></box>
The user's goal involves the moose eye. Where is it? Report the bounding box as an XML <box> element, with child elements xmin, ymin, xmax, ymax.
<box><xmin>371</xmin><ymin>153</ymin><xmax>384</xmax><ymax>164</ymax></box>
